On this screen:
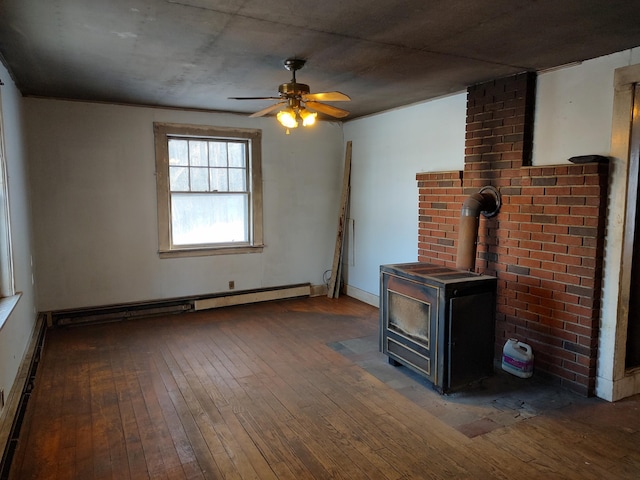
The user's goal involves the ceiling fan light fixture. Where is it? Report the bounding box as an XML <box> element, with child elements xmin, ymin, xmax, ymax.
<box><xmin>234</xmin><ymin>58</ymin><xmax>350</xmax><ymax>128</ymax></box>
<box><xmin>277</xmin><ymin>108</ymin><xmax>298</xmax><ymax>129</ymax></box>
<box><xmin>299</xmin><ymin>108</ymin><xmax>317</xmax><ymax>127</ymax></box>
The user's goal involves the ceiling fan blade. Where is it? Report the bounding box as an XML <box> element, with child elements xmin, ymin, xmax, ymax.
<box><xmin>229</xmin><ymin>96</ymin><xmax>282</xmax><ymax>100</ymax></box>
<box><xmin>249</xmin><ymin>101</ymin><xmax>285</xmax><ymax>117</ymax></box>
<box><xmin>305</xmin><ymin>101</ymin><xmax>350</xmax><ymax>118</ymax></box>
<box><xmin>302</xmin><ymin>91</ymin><xmax>351</xmax><ymax>102</ymax></box>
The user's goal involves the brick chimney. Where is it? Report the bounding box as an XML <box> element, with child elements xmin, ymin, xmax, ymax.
<box><xmin>417</xmin><ymin>73</ymin><xmax>608</xmax><ymax>396</ymax></box>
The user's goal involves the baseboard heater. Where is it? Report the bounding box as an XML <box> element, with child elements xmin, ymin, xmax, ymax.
<box><xmin>193</xmin><ymin>284</ymin><xmax>311</xmax><ymax>311</ymax></box>
<box><xmin>0</xmin><ymin>315</ymin><xmax>46</xmax><ymax>480</ymax></box>
<box><xmin>48</xmin><ymin>283</ymin><xmax>311</xmax><ymax>327</ymax></box>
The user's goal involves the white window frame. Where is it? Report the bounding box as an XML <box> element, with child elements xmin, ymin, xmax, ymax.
<box><xmin>0</xmin><ymin>89</ymin><xmax>19</xmax><ymax>331</ymax></box>
<box><xmin>154</xmin><ymin>122</ymin><xmax>263</xmax><ymax>258</ymax></box>
<box><xmin>0</xmin><ymin>92</ymin><xmax>14</xmax><ymax>297</ymax></box>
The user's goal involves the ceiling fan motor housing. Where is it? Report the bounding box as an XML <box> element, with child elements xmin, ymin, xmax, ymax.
<box><xmin>279</xmin><ymin>82</ymin><xmax>310</xmax><ymax>97</ymax></box>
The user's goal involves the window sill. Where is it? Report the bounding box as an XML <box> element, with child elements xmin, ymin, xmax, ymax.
<box><xmin>0</xmin><ymin>292</ymin><xmax>22</xmax><ymax>331</ymax></box>
<box><xmin>159</xmin><ymin>245</ymin><xmax>264</xmax><ymax>259</ymax></box>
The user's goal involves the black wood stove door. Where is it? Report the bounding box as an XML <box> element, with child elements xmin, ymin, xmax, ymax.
<box><xmin>380</xmin><ymin>273</ymin><xmax>438</xmax><ymax>383</ymax></box>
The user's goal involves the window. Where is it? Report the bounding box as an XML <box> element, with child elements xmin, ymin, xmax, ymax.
<box><xmin>0</xmin><ymin>90</ymin><xmax>19</xmax><ymax>330</ymax></box>
<box><xmin>0</xmin><ymin>92</ymin><xmax>14</xmax><ymax>298</ymax></box>
<box><xmin>154</xmin><ymin>123</ymin><xmax>263</xmax><ymax>258</ymax></box>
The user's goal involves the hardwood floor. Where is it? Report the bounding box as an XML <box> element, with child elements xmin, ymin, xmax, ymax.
<box><xmin>7</xmin><ymin>296</ymin><xmax>640</xmax><ymax>479</ymax></box>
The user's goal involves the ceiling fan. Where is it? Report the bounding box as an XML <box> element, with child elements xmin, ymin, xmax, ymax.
<box><xmin>229</xmin><ymin>58</ymin><xmax>350</xmax><ymax>130</ymax></box>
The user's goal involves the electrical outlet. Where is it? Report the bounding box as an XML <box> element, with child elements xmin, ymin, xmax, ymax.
<box><xmin>228</xmin><ymin>280</ymin><xmax>235</xmax><ymax>290</ymax></box>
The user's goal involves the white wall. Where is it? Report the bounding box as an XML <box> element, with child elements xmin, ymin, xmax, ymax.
<box><xmin>26</xmin><ymin>99</ymin><xmax>345</xmax><ymax>311</ymax></box>
<box><xmin>342</xmin><ymin>94</ymin><xmax>467</xmax><ymax>302</ymax></box>
<box><xmin>0</xmin><ymin>62</ymin><xmax>38</xmax><ymax>411</ymax></box>
<box><xmin>533</xmin><ymin>50</ymin><xmax>640</xmax><ymax>164</ymax></box>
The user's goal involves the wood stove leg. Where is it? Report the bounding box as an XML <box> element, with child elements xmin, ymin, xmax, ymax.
<box><xmin>388</xmin><ymin>357</ymin><xmax>402</xmax><ymax>367</ymax></box>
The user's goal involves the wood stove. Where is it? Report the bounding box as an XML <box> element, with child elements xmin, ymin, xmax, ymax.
<box><xmin>380</xmin><ymin>262</ymin><xmax>497</xmax><ymax>393</ymax></box>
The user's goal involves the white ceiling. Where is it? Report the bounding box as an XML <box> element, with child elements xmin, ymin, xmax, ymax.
<box><xmin>1</xmin><ymin>0</ymin><xmax>640</xmax><ymax>120</ymax></box>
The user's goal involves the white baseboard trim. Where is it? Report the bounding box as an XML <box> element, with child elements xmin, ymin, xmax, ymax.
<box><xmin>345</xmin><ymin>285</ymin><xmax>379</xmax><ymax>308</ymax></box>
<box><xmin>596</xmin><ymin>370</ymin><xmax>640</xmax><ymax>402</ymax></box>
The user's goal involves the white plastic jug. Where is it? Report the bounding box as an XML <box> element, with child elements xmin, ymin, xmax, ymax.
<box><xmin>502</xmin><ymin>338</ymin><xmax>533</xmax><ymax>378</ymax></box>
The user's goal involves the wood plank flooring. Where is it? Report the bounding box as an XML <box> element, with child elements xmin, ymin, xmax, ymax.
<box><xmin>7</xmin><ymin>296</ymin><xmax>640</xmax><ymax>479</ymax></box>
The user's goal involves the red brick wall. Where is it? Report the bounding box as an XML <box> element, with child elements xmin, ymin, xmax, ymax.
<box><xmin>417</xmin><ymin>73</ymin><xmax>608</xmax><ymax>396</ymax></box>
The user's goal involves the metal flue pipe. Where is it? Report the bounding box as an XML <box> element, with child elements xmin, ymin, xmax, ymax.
<box><xmin>456</xmin><ymin>186</ymin><xmax>501</xmax><ymax>271</ymax></box>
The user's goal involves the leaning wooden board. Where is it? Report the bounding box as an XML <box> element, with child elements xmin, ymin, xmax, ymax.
<box><xmin>327</xmin><ymin>141</ymin><xmax>352</xmax><ymax>298</ymax></box>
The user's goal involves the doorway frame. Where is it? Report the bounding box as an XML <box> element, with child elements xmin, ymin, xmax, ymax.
<box><xmin>606</xmin><ymin>63</ymin><xmax>640</xmax><ymax>400</ymax></box>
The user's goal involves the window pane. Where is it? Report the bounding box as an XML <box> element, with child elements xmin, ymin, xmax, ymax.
<box><xmin>190</xmin><ymin>167</ymin><xmax>209</xmax><ymax>191</ymax></box>
<box><xmin>171</xmin><ymin>193</ymin><xmax>248</xmax><ymax>245</ymax></box>
<box><xmin>209</xmin><ymin>142</ymin><xmax>227</xmax><ymax>167</ymax></box>
<box><xmin>155</xmin><ymin>123</ymin><xmax>262</xmax><ymax>256</ymax></box>
<box><xmin>228</xmin><ymin>168</ymin><xmax>247</xmax><ymax>191</ymax></box>
<box><xmin>210</xmin><ymin>167</ymin><xmax>228</xmax><ymax>191</ymax></box>
<box><xmin>228</xmin><ymin>143</ymin><xmax>246</xmax><ymax>167</ymax></box>
<box><xmin>169</xmin><ymin>166</ymin><xmax>189</xmax><ymax>191</ymax></box>
<box><xmin>189</xmin><ymin>141</ymin><xmax>208</xmax><ymax>167</ymax></box>
<box><xmin>168</xmin><ymin>139</ymin><xmax>188</xmax><ymax>166</ymax></box>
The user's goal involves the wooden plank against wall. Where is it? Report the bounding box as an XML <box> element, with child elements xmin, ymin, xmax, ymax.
<box><xmin>328</xmin><ymin>141</ymin><xmax>352</xmax><ymax>298</ymax></box>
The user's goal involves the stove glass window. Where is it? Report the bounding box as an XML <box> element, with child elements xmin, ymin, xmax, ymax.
<box><xmin>387</xmin><ymin>290</ymin><xmax>430</xmax><ymax>347</ymax></box>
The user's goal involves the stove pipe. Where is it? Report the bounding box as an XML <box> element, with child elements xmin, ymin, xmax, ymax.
<box><xmin>456</xmin><ymin>186</ymin><xmax>501</xmax><ymax>271</ymax></box>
